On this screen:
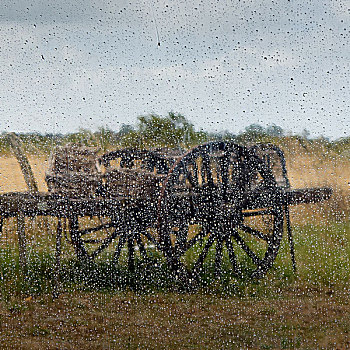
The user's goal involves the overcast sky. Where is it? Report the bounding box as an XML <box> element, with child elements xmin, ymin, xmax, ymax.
<box><xmin>0</xmin><ymin>0</ymin><xmax>349</xmax><ymax>139</ymax></box>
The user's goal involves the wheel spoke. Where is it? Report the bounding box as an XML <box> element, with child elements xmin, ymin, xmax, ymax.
<box><xmin>191</xmin><ymin>160</ymin><xmax>199</xmax><ymax>186</ymax></box>
<box><xmin>238</xmin><ymin>224</ymin><xmax>270</xmax><ymax>242</ymax></box>
<box><xmin>176</xmin><ymin>162</ymin><xmax>186</xmax><ymax>187</ymax></box>
<box><xmin>112</xmin><ymin>232</ymin><xmax>128</xmax><ymax>264</ymax></box>
<box><xmin>231</xmin><ymin>229</ymin><xmax>261</xmax><ymax>266</ymax></box>
<box><xmin>192</xmin><ymin>233</ymin><xmax>216</xmax><ymax>274</ymax></box>
<box><xmin>142</xmin><ymin>229</ymin><xmax>160</xmax><ymax>249</ymax></box>
<box><xmin>225</xmin><ymin>238</ymin><xmax>241</xmax><ymax>275</ymax></box>
<box><xmin>90</xmin><ymin>227</ymin><xmax>121</xmax><ymax>259</ymax></box>
<box><xmin>214</xmin><ymin>237</ymin><xmax>224</xmax><ymax>278</ymax></box>
<box><xmin>135</xmin><ymin>232</ymin><xmax>149</xmax><ymax>261</ymax></box>
<box><xmin>0</xmin><ymin>216</ymin><xmax>4</xmax><ymax>235</ymax></box>
<box><xmin>82</xmin><ymin>238</ymin><xmax>107</xmax><ymax>244</ymax></box>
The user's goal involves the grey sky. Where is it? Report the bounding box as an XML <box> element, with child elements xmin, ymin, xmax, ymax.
<box><xmin>0</xmin><ymin>0</ymin><xmax>349</xmax><ymax>139</ymax></box>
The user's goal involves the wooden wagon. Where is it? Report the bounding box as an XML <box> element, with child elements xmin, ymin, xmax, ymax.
<box><xmin>0</xmin><ymin>134</ymin><xmax>332</xmax><ymax>290</ymax></box>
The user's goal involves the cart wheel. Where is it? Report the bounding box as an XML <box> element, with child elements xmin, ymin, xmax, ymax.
<box><xmin>157</xmin><ymin>141</ymin><xmax>284</xmax><ymax>281</ymax></box>
<box><xmin>67</xmin><ymin>148</ymin><xmax>168</xmax><ymax>269</ymax></box>
<box><xmin>68</xmin><ymin>208</ymin><xmax>159</xmax><ymax>271</ymax></box>
<box><xmin>109</xmin><ymin>208</ymin><xmax>159</xmax><ymax>273</ymax></box>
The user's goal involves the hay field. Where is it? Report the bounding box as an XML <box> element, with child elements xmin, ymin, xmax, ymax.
<box><xmin>0</xmin><ymin>155</ymin><xmax>49</xmax><ymax>193</ymax></box>
<box><xmin>284</xmin><ymin>141</ymin><xmax>350</xmax><ymax>224</ymax></box>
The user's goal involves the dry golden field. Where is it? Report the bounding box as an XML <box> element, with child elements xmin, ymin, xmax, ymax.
<box><xmin>283</xmin><ymin>141</ymin><xmax>350</xmax><ymax>224</ymax></box>
<box><xmin>0</xmin><ymin>155</ymin><xmax>49</xmax><ymax>193</ymax></box>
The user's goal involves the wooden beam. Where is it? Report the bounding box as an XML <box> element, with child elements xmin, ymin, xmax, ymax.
<box><xmin>7</xmin><ymin>133</ymin><xmax>39</xmax><ymax>193</ymax></box>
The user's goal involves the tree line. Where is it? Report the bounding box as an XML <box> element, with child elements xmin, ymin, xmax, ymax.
<box><xmin>0</xmin><ymin>112</ymin><xmax>348</xmax><ymax>155</ymax></box>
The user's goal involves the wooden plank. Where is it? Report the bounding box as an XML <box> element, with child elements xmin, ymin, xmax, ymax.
<box><xmin>285</xmin><ymin>187</ymin><xmax>332</xmax><ymax>205</ymax></box>
<box><xmin>0</xmin><ymin>192</ymin><xmax>130</xmax><ymax>217</ymax></box>
<box><xmin>7</xmin><ymin>133</ymin><xmax>39</xmax><ymax>193</ymax></box>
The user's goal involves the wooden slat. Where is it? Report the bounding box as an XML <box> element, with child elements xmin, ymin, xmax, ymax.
<box><xmin>7</xmin><ymin>133</ymin><xmax>39</xmax><ymax>193</ymax></box>
<box><xmin>285</xmin><ymin>187</ymin><xmax>332</xmax><ymax>205</ymax></box>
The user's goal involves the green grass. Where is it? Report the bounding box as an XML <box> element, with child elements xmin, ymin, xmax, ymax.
<box><xmin>0</xmin><ymin>219</ymin><xmax>349</xmax><ymax>349</ymax></box>
<box><xmin>0</xmin><ymin>220</ymin><xmax>349</xmax><ymax>300</ymax></box>
<box><xmin>292</xmin><ymin>221</ymin><xmax>350</xmax><ymax>290</ymax></box>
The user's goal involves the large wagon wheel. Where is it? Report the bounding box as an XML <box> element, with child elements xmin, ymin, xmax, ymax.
<box><xmin>157</xmin><ymin>141</ymin><xmax>284</xmax><ymax>281</ymax></box>
<box><xmin>68</xmin><ymin>149</ymin><xmax>170</xmax><ymax>271</ymax></box>
<box><xmin>68</xmin><ymin>205</ymin><xmax>159</xmax><ymax>274</ymax></box>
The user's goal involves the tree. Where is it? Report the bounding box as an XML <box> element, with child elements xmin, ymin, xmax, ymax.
<box><xmin>266</xmin><ymin>124</ymin><xmax>284</xmax><ymax>137</ymax></box>
<box><xmin>301</xmin><ymin>128</ymin><xmax>310</xmax><ymax>140</ymax></box>
<box><xmin>118</xmin><ymin>124</ymin><xmax>135</xmax><ymax>137</ymax></box>
<box><xmin>119</xmin><ymin>112</ymin><xmax>207</xmax><ymax>148</ymax></box>
<box><xmin>95</xmin><ymin>126</ymin><xmax>116</xmax><ymax>152</ymax></box>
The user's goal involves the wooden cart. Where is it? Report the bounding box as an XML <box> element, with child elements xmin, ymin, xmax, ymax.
<box><xmin>0</xmin><ymin>135</ymin><xmax>332</xmax><ymax>287</ymax></box>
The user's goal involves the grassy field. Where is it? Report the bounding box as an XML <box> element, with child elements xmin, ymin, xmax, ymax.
<box><xmin>0</xmin><ymin>142</ymin><xmax>349</xmax><ymax>349</ymax></box>
<box><xmin>0</xmin><ymin>287</ymin><xmax>349</xmax><ymax>349</ymax></box>
<box><xmin>0</xmin><ymin>220</ymin><xmax>349</xmax><ymax>349</ymax></box>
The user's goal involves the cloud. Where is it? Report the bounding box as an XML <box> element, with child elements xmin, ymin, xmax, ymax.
<box><xmin>0</xmin><ymin>0</ymin><xmax>349</xmax><ymax>138</ymax></box>
<box><xmin>1</xmin><ymin>0</ymin><xmax>130</xmax><ymax>23</ymax></box>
